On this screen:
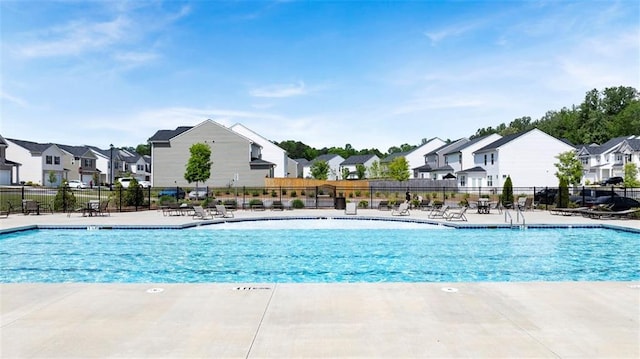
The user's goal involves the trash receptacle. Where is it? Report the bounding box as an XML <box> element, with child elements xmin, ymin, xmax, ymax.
<box><xmin>334</xmin><ymin>196</ymin><xmax>346</xmax><ymax>210</ymax></box>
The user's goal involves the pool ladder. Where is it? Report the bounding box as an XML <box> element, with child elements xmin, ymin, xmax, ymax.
<box><xmin>504</xmin><ymin>208</ymin><xmax>526</xmax><ymax>229</ymax></box>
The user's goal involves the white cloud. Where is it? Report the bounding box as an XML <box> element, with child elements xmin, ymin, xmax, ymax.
<box><xmin>249</xmin><ymin>81</ymin><xmax>307</xmax><ymax>98</ymax></box>
<box><xmin>0</xmin><ymin>90</ymin><xmax>28</xmax><ymax>107</ymax></box>
<box><xmin>16</xmin><ymin>16</ymin><xmax>131</xmax><ymax>58</ymax></box>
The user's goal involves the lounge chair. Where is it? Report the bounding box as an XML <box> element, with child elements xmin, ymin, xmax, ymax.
<box><xmin>378</xmin><ymin>200</ymin><xmax>391</xmax><ymax>210</ymax></box>
<box><xmin>518</xmin><ymin>197</ymin><xmax>534</xmax><ymax>211</ymax></box>
<box><xmin>22</xmin><ymin>200</ymin><xmax>41</xmax><ymax>215</ymax></box>
<box><xmin>428</xmin><ymin>205</ymin><xmax>449</xmax><ymax>219</ymax></box>
<box><xmin>581</xmin><ymin>208</ymin><xmax>639</xmax><ymax>220</ymax></box>
<box><xmin>345</xmin><ymin>202</ymin><xmax>357</xmax><ymax>215</ymax></box>
<box><xmin>214</xmin><ymin>204</ymin><xmax>234</xmax><ymax>218</ymax></box>
<box><xmin>549</xmin><ymin>207</ymin><xmax>588</xmax><ymax>216</ymax></box>
<box><xmin>95</xmin><ymin>201</ymin><xmax>110</xmax><ymax>216</ymax></box>
<box><xmin>192</xmin><ymin>205</ymin><xmax>213</xmax><ymax>220</ymax></box>
<box><xmin>271</xmin><ymin>201</ymin><xmax>284</xmax><ymax>211</ymax></box>
<box><xmin>391</xmin><ymin>202</ymin><xmax>410</xmax><ymax>216</ymax></box>
<box><xmin>445</xmin><ymin>206</ymin><xmax>468</xmax><ymax>221</ymax></box>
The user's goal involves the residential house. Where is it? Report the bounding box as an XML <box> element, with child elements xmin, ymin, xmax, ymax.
<box><xmin>339</xmin><ymin>154</ymin><xmax>380</xmax><ymax>179</ymax></box>
<box><xmin>442</xmin><ymin>134</ymin><xmax>502</xmax><ymax>188</ymax></box>
<box><xmin>148</xmin><ymin>119</ymin><xmax>275</xmax><ymax>187</ymax></box>
<box><xmin>58</xmin><ymin>144</ymin><xmax>99</xmax><ymax>186</ymax></box>
<box><xmin>404</xmin><ymin>138</ymin><xmax>447</xmax><ymax>178</ymax></box>
<box><xmin>576</xmin><ymin>135</ymin><xmax>640</xmax><ymax>184</ymax></box>
<box><xmin>0</xmin><ymin>135</ymin><xmax>20</xmax><ymax>185</ymax></box>
<box><xmin>292</xmin><ymin>158</ymin><xmax>309</xmax><ymax>178</ymax></box>
<box><xmin>303</xmin><ymin>154</ymin><xmax>345</xmax><ymax>180</ymax></box>
<box><xmin>421</xmin><ymin>138</ymin><xmax>470</xmax><ymax>180</ymax></box>
<box><xmin>472</xmin><ymin>128</ymin><xmax>575</xmax><ymax>188</ymax></box>
<box><xmin>118</xmin><ymin>148</ymin><xmax>151</xmax><ymax>182</ymax></box>
<box><xmin>5</xmin><ymin>138</ymin><xmax>67</xmax><ymax>186</ymax></box>
<box><xmin>230</xmin><ymin>123</ymin><xmax>289</xmax><ymax>177</ymax></box>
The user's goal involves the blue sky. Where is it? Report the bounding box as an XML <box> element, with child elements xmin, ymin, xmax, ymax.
<box><xmin>1</xmin><ymin>0</ymin><xmax>638</xmax><ymax>153</ymax></box>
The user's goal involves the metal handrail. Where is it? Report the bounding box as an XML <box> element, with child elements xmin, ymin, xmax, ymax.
<box><xmin>516</xmin><ymin>207</ymin><xmax>526</xmax><ymax>227</ymax></box>
<box><xmin>504</xmin><ymin>210</ymin><xmax>513</xmax><ymax>226</ymax></box>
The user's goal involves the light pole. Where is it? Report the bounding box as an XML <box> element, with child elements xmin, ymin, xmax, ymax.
<box><xmin>109</xmin><ymin>144</ymin><xmax>114</xmax><ymax>190</ymax></box>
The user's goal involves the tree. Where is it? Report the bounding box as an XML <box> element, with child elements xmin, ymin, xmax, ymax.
<box><xmin>558</xmin><ymin>177</ymin><xmax>569</xmax><ymax>208</ymax></box>
<box><xmin>368</xmin><ymin>160</ymin><xmax>382</xmax><ymax>179</ymax></box>
<box><xmin>356</xmin><ymin>164</ymin><xmax>366</xmax><ymax>179</ymax></box>
<box><xmin>387</xmin><ymin>157</ymin><xmax>410</xmax><ymax>182</ymax></box>
<box><xmin>341</xmin><ymin>167</ymin><xmax>350</xmax><ymax>180</ymax></box>
<box><xmin>310</xmin><ymin>160</ymin><xmax>329</xmax><ymax>180</ymax></box>
<box><xmin>136</xmin><ymin>144</ymin><xmax>151</xmax><ymax>156</ymax></box>
<box><xmin>624</xmin><ymin>163</ymin><xmax>640</xmax><ymax>187</ymax></box>
<box><xmin>554</xmin><ymin>151</ymin><xmax>584</xmax><ymax>186</ymax></box>
<box><xmin>124</xmin><ymin>178</ymin><xmax>144</xmax><ymax>207</ymax></box>
<box><xmin>184</xmin><ymin>143</ymin><xmax>212</xmax><ymax>189</ymax></box>
<box><xmin>53</xmin><ymin>179</ymin><xmax>76</xmax><ymax>211</ymax></box>
<box><xmin>502</xmin><ymin>176</ymin><xmax>514</xmax><ymax>207</ymax></box>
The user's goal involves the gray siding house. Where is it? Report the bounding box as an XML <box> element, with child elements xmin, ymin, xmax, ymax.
<box><xmin>148</xmin><ymin>119</ymin><xmax>274</xmax><ymax>187</ymax></box>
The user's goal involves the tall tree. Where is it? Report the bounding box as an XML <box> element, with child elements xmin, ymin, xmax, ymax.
<box><xmin>624</xmin><ymin>163</ymin><xmax>639</xmax><ymax>187</ymax></box>
<box><xmin>184</xmin><ymin>143</ymin><xmax>212</xmax><ymax>189</ymax></box>
<box><xmin>502</xmin><ymin>176</ymin><xmax>514</xmax><ymax>207</ymax></box>
<box><xmin>387</xmin><ymin>157</ymin><xmax>410</xmax><ymax>182</ymax></box>
<box><xmin>554</xmin><ymin>151</ymin><xmax>584</xmax><ymax>186</ymax></box>
<box><xmin>310</xmin><ymin>160</ymin><xmax>330</xmax><ymax>180</ymax></box>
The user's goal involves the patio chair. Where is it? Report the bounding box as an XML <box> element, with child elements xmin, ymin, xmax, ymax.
<box><xmin>214</xmin><ymin>205</ymin><xmax>234</xmax><ymax>218</ymax></box>
<box><xmin>345</xmin><ymin>202</ymin><xmax>357</xmax><ymax>215</ymax></box>
<box><xmin>95</xmin><ymin>201</ymin><xmax>110</xmax><ymax>216</ymax></box>
<box><xmin>271</xmin><ymin>201</ymin><xmax>285</xmax><ymax>211</ymax></box>
<box><xmin>22</xmin><ymin>200</ymin><xmax>40</xmax><ymax>215</ymax></box>
<box><xmin>250</xmin><ymin>200</ymin><xmax>265</xmax><ymax>211</ymax></box>
<box><xmin>192</xmin><ymin>205</ymin><xmax>213</xmax><ymax>220</ymax></box>
<box><xmin>519</xmin><ymin>197</ymin><xmax>534</xmax><ymax>211</ymax></box>
<box><xmin>391</xmin><ymin>202</ymin><xmax>410</xmax><ymax>216</ymax></box>
<box><xmin>428</xmin><ymin>205</ymin><xmax>449</xmax><ymax>219</ymax></box>
<box><xmin>445</xmin><ymin>206</ymin><xmax>468</xmax><ymax>221</ymax></box>
<box><xmin>378</xmin><ymin>200</ymin><xmax>391</xmax><ymax>210</ymax></box>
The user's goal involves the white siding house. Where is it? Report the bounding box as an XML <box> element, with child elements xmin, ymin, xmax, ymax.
<box><xmin>230</xmin><ymin>123</ymin><xmax>289</xmax><ymax>178</ymax></box>
<box><xmin>442</xmin><ymin>134</ymin><xmax>502</xmax><ymax>189</ymax></box>
<box><xmin>405</xmin><ymin>137</ymin><xmax>446</xmax><ymax>178</ymax></box>
<box><xmin>576</xmin><ymin>135</ymin><xmax>640</xmax><ymax>184</ymax></box>
<box><xmin>5</xmin><ymin>139</ymin><xmax>67</xmax><ymax>186</ymax></box>
<box><xmin>472</xmin><ymin>128</ymin><xmax>576</xmax><ymax>188</ymax></box>
<box><xmin>421</xmin><ymin>138</ymin><xmax>469</xmax><ymax>180</ymax></box>
<box><xmin>303</xmin><ymin>154</ymin><xmax>345</xmax><ymax>180</ymax></box>
<box><xmin>339</xmin><ymin>154</ymin><xmax>380</xmax><ymax>179</ymax></box>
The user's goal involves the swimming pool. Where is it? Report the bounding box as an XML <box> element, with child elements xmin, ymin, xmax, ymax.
<box><xmin>1</xmin><ymin>225</ymin><xmax>638</xmax><ymax>283</ymax></box>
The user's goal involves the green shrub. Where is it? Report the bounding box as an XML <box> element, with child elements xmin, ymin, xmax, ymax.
<box><xmin>53</xmin><ymin>181</ymin><xmax>76</xmax><ymax>211</ymax></box>
<box><xmin>355</xmin><ymin>190</ymin><xmax>361</xmax><ymax>197</ymax></box>
<box><xmin>271</xmin><ymin>190</ymin><xmax>277</xmax><ymax>197</ymax></box>
<box><xmin>281</xmin><ymin>189</ymin><xmax>287</xmax><ymax>195</ymax></box>
<box><xmin>251</xmin><ymin>190</ymin><xmax>260</xmax><ymax>197</ymax></box>
<box><xmin>290</xmin><ymin>190</ymin><xmax>297</xmax><ymax>197</ymax></box>
<box><xmin>249</xmin><ymin>199</ymin><xmax>263</xmax><ymax>206</ymax></box>
<box><xmin>292</xmin><ymin>199</ymin><xmax>305</xmax><ymax>209</ymax></box>
<box><xmin>348</xmin><ymin>192</ymin><xmax>353</xmax><ymax>198</ymax></box>
<box><xmin>358</xmin><ymin>200</ymin><xmax>368</xmax><ymax>208</ymax></box>
<box><xmin>502</xmin><ymin>176</ymin><xmax>514</xmax><ymax>207</ymax></box>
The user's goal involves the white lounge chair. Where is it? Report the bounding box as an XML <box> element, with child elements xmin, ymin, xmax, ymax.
<box><xmin>391</xmin><ymin>202</ymin><xmax>410</xmax><ymax>216</ymax></box>
<box><xmin>445</xmin><ymin>206</ymin><xmax>468</xmax><ymax>221</ymax></box>
<box><xmin>428</xmin><ymin>205</ymin><xmax>449</xmax><ymax>219</ymax></box>
<box><xmin>192</xmin><ymin>205</ymin><xmax>213</xmax><ymax>220</ymax></box>
<box><xmin>345</xmin><ymin>202</ymin><xmax>357</xmax><ymax>215</ymax></box>
<box><xmin>214</xmin><ymin>204</ymin><xmax>234</xmax><ymax>218</ymax></box>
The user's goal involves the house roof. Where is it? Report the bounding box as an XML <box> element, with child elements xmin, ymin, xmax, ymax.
<box><xmin>6</xmin><ymin>138</ymin><xmax>51</xmax><ymax>154</ymax></box>
<box><xmin>57</xmin><ymin>144</ymin><xmax>94</xmax><ymax>158</ymax></box>
<box><xmin>474</xmin><ymin>130</ymin><xmax>533</xmax><ymax>153</ymax></box>
<box><xmin>340</xmin><ymin>154</ymin><xmax>377</xmax><ymax>166</ymax></box>
<box><xmin>424</xmin><ymin>138</ymin><xmax>468</xmax><ymax>157</ymax></box>
<box><xmin>458</xmin><ymin>166</ymin><xmax>486</xmax><ymax>173</ymax></box>
<box><xmin>443</xmin><ymin>135</ymin><xmax>495</xmax><ymax>155</ymax></box>
<box><xmin>432</xmin><ymin>165</ymin><xmax>454</xmax><ymax>172</ymax></box>
<box><xmin>148</xmin><ymin>126</ymin><xmax>193</xmax><ymax>142</ymax></box>
<box><xmin>293</xmin><ymin>158</ymin><xmax>310</xmax><ymax>166</ymax></box>
<box><xmin>311</xmin><ymin>154</ymin><xmax>343</xmax><ymax>164</ymax></box>
<box><xmin>380</xmin><ymin>151</ymin><xmax>407</xmax><ymax>163</ymax></box>
<box><xmin>413</xmin><ymin>164</ymin><xmax>432</xmax><ymax>171</ymax></box>
<box><xmin>574</xmin><ymin>136</ymin><xmax>630</xmax><ymax>155</ymax></box>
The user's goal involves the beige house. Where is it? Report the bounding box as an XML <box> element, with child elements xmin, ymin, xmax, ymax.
<box><xmin>148</xmin><ymin>119</ymin><xmax>274</xmax><ymax>188</ymax></box>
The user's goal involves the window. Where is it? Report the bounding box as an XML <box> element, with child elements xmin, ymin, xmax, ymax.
<box><xmin>484</xmin><ymin>154</ymin><xmax>487</xmax><ymax>166</ymax></box>
<box><xmin>459</xmin><ymin>175</ymin><xmax>466</xmax><ymax>187</ymax></box>
<box><xmin>45</xmin><ymin>156</ymin><xmax>52</xmax><ymax>164</ymax></box>
<box><xmin>444</xmin><ymin>157</ymin><xmax>448</xmax><ymax>165</ymax></box>
<box><xmin>487</xmin><ymin>175</ymin><xmax>493</xmax><ymax>187</ymax></box>
<box><xmin>137</xmin><ymin>164</ymin><xmax>144</xmax><ymax>171</ymax></box>
<box><xmin>615</xmin><ymin>154</ymin><xmax>623</xmax><ymax>163</ymax></box>
<box><xmin>458</xmin><ymin>154</ymin><xmax>462</xmax><ymax>163</ymax></box>
<box><xmin>54</xmin><ymin>156</ymin><xmax>60</xmax><ymax>165</ymax></box>
<box><xmin>490</xmin><ymin>153</ymin><xmax>494</xmax><ymax>165</ymax></box>
<box><xmin>581</xmin><ymin>158</ymin><xmax>589</xmax><ymax>165</ymax></box>
<box><xmin>83</xmin><ymin>159</ymin><xmax>93</xmax><ymax>168</ymax></box>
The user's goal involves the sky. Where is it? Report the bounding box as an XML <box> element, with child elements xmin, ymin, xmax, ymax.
<box><xmin>1</xmin><ymin>0</ymin><xmax>638</xmax><ymax>154</ymax></box>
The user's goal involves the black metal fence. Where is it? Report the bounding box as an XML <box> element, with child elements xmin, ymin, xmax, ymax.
<box><xmin>1</xmin><ymin>184</ymin><xmax>638</xmax><ymax>213</ymax></box>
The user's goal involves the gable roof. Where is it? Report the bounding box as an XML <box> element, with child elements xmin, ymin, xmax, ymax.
<box><xmin>381</xmin><ymin>151</ymin><xmax>408</xmax><ymax>163</ymax></box>
<box><xmin>340</xmin><ymin>154</ymin><xmax>377</xmax><ymax>166</ymax></box>
<box><xmin>474</xmin><ymin>130</ymin><xmax>532</xmax><ymax>153</ymax></box>
<box><xmin>148</xmin><ymin>126</ymin><xmax>193</xmax><ymax>142</ymax></box>
<box><xmin>458</xmin><ymin>166</ymin><xmax>486</xmax><ymax>173</ymax></box>
<box><xmin>425</xmin><ymin>138</ymin><xmax>469</xmax><ymax>156</ymax></box>
<box><xmin>443</xmin><ymin>135</ymin><xmax>496</xmax><ymax>155</ymax></box>
<box><xmin>311</xmin><ymin>153</ymin><xmax>343</xmax><ymax>164</ymax></box>
<box><xmin>6</xmin><ymin>138</ymin><xmax>51</xmax><ymax>154</ymax></box>
<box><xmin>57</xmin><ymin>144</ymin><xmax>94</xmax><ymax>158</ymax></box>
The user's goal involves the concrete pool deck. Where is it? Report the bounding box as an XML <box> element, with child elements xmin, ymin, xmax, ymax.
<box><xmin>1</xmin><ymin>208</ymin><xmax>639</xmax><ymax>358</ymax></box>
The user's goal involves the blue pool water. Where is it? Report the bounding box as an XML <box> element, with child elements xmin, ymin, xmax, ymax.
<box><xmin>1</xmin><ymin>225</ymin><xmax>638</xmax><ymax>283</ymax></box>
